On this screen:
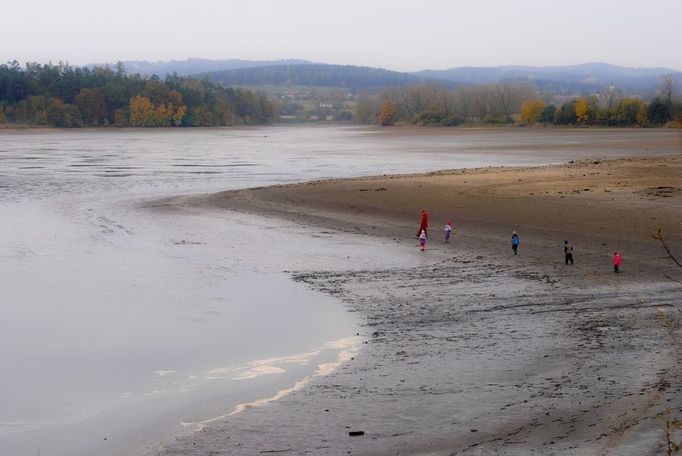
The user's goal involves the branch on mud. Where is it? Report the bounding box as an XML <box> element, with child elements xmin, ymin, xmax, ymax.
<box><xmin>659</xmin><ymin>408</ymin><xmax>682</xmax><ymax>456</ymax></box>
<box><xmin>665</xmin><ymin>274</ymin><xmax>682</xmax><ymax>284</ymax></box>
<box><xmin>653</xmin><ymin>228</ymin><xmax>682</xmax><ymax>269</ymax></box>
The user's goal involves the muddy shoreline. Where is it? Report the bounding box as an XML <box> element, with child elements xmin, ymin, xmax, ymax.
<box><xmin>152</xmin><ymin>156</ymin><xmax>682</xmax><ymax>455</ymax></box>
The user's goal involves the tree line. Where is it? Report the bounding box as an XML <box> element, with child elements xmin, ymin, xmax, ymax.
<box><xmin>3</xmin><ymin>61</ymin><xmax>679</xmax><ymax>129</ymax></box>
<box><xmin>0</xmin><ymin>61</ymin><xmax>277</xmax><ymax>127</ymax></box>
<box><xmin>356</xmin><ymin>78</ymin><xmax>682</xmax><ymax>127</ymax></box>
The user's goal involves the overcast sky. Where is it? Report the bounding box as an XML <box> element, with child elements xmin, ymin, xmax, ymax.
<box><xmin>2</xmin><ymin>0</ymin><xmax>680</xmax><ymax>71</ymax></box>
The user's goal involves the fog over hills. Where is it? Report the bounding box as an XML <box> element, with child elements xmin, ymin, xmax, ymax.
<box><xmin>99</xmin><ymin>59</ymin><xmax>681</xmax><ymax>95</ymax></box>
<box><xmin>102</xmin><ymin>58</ymin><xmax>313</xmax><ymax>77</ymax></box>
<box><xmin>415</xmin><ymin>62</ymin><xmax>681</xmax><ymax>93</ymax></box>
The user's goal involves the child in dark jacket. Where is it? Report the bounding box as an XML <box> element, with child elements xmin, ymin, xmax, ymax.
<box><xmin>511</xmin><ymin>231</ymin><xmax>520</xmax><ymax>255</ymax></box>
<box><xmin>564</xmin><ymin>240</ymin><xmax>574</xmax><ymax>265</ymax></box>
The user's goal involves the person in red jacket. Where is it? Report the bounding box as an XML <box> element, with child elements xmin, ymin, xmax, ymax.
<box><xmin>613</xmin><ymin>251</ymin><xmax>622</xmax><ymax>273</ymax></box>
<box><xmin>416</xmin><ymin>209</ymin><xmax>428</xmax><ymax>237</ymax></box>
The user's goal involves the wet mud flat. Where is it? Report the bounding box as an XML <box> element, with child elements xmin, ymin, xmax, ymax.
<box><xmin>154</xmin><ymin>245</ymin><xmax>682</xmax><ymax>455</ymax></box>
<box><xmin>153</xmin><ymin>155</ymin><xmax>682</xmax><ymax>455</ymax></box>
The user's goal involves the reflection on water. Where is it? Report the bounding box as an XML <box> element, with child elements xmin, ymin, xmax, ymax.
<box><xmin>0</xmin><ymin>126</ymin><xmax>679</xmax><ymax>456</ymax></box>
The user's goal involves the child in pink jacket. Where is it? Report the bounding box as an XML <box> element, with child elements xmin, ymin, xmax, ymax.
<box><xmin>613</xmin><ymin>252</ymin><xmax>622</xmax><ymax>273</ymax></box>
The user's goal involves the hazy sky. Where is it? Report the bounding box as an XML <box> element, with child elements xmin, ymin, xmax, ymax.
<box><xmin>2</xmin><ymin>0</ymin><xmax>681</xmax><ymax>71</ymax></box>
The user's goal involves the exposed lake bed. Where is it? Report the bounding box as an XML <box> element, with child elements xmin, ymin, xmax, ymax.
<box><xmin>164</xmin><ymin>152</ymin><xmax>682</xmax><ymax>455</ymax></box>
<box><xmin>1</xmin><ymin>126</ymin><xmax>681</xmax><ymax>455</ymax></box>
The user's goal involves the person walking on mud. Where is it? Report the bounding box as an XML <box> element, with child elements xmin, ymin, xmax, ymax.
<box><xmin>511</xmin><ymin>231</ymin><xmax>520</xmax><ymax>255</ymax></box>
<box><xmin>613</xmin><ymin>251</ymin><xmax>622</xmax><ymax>273</ymax></box>
<box><xmin>444</xmin><ymin>221</ymin><xmax>453</xmax><ymax>243</ymax></box>
<box><xmin>417</xmin><ymin>209</ymin><xmax>428</xmax><ymax>238</ymax></box>
<box><xmin>564</xmin><ymin>240</ymin><xmax>574</xmax><ymax>265</ymax></box>
<box><xmin>419</xmin><ymin>229</ymin><xmax>427</xmax><ymax>251</ymax></box>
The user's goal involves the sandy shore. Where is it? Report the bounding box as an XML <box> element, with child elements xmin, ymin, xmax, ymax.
<box><xmin>153</xmin><ymin>155</ymin><xmax>682</xmax><ymax>455</ymax></box>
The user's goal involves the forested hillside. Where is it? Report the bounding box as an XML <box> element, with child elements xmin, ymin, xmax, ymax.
<box><xmin>204</xmin><ymin>64</ymin><xmax>446</xmax><ymax>92</ymax></box>
<box><xmin>112</xmin><ymin>58</ymin><xmax>312</xmax><ymax>77</ymax></box>
<box><xmin>415</xmin><ymin>63</ymin><xmax>682</xmax><ymax>94</ymax></box>
<box><xmin>0</xmin><ymin>61</ymin><xmax>277</xmax><ymax>127</ymax></box>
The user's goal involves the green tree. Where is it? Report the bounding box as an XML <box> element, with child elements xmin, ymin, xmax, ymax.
<box><xmin>210</xmin><ymin>92</ymin><xmax>235</xmax><ymax>125</ymax></box>
<box><xmin>188</xmin><ymin>105</ymin><xmax>213</xmax><ymax>126</ymax></box>
<box><xmin>539</xmin><ymin>104</ymin><xmax>557</xmax><ymax>124</ymax></box>
<box><xmin>46</xmin><ymin>98</ymin><xmax>81</xmax><ymax>127</ymax></box>
<box><xmin>113</xmin><ymin>108</ymin><xmax>128</xmax><ymax>127</ymax></box>
<box><xmin>74</xmin><ymin>88</ymin><xmax>107</xmax><ymax>125</ymax></box>
<box><xmin>556</xmin><ymin>100</ymin><xmax>577</xmax><ymax>124</ymax></box>
<box><xmin>142</xmin><ymin>76</ymin><xmax>170</xmax><ymax>104</ymax></box>
<box><xmin>26</xmin><ymin>95</ymin><xmax>49</xmax><ymax>124</ymax></box>
<box><xmin>636</xmin><ymin>104</ymin><xmax>647</xmax><ymax>126</ymax></box>
<box><xmin>617</xmin><ymin>98</ymin><xmax>645</xmax><ymax>125</ymax></box>
<box><xmin>46</xmin><ymin>98</ymin><xmax>68</xmax><ymax>126</ymax></box>
<box><xmin>101</xmin><ymin>82</ymin><xmax>128</xmax><ymax>115</ymax></box>
<box><xmin>647</xmin><ymin>97</ymin><xmax>670</xmax><ymax>126</ymax></box>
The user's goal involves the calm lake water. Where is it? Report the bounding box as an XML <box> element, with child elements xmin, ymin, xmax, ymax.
<box><xmin>0</xmin><ymin>126</ymin><xmax>679</xmax><ymax>456</ymax></box>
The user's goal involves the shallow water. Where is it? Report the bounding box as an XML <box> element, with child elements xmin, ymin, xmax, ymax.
<box><xmin>0</xmin><ymin>126</ymin><xmax>679</xmax><ymax>456</ymax></box>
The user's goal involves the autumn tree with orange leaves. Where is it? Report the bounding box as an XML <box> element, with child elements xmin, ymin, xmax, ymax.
<box><xmin>379</xmin><ymin>100</ymin><xmax>395</xmax><ymax>126</ymax></box>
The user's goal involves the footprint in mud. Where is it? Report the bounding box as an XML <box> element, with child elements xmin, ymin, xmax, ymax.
<box><xmin>0</xmin><ymin>245</ymin><xmax>37</xmax><ymax>258</ymax></box>
<box><xmin>172</xmin><ymin>239</ymin><xmax>205</xmax><ymax>246</ymax></box>
<box><xmin>640</xmin><ymin>186</ymin><xmax>682</xmax><ymax>198</ymax></box>
<box><xmin>98</xmin><ymin>223</ymin><xmax>115</xmax><ymax>234</ymax></box>
<box><xmin>96</xmin><ymin>216</ymin><xmax>132</xmax><ymax>235</ymax></box>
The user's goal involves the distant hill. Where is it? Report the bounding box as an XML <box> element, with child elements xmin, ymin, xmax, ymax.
<box><xmin>414</xmin><ymin>62</ymin><xmax>682</xmax><ymax>94</ymax></box>
<box><xmin>202</xmin><ymin>64</ymin><xmax>451</xmax><ymax>92</ymax></box>
<box><xmin>93</xmin><ymin>58</ymin><xmax>313</xmax><ymax>77</ymax></box>
<box><xmin>87</xmin><ymin>59</ymin><xmax>682</xmax><ymax>96</ymax></box>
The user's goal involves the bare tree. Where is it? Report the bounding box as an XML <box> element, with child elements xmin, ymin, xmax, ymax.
<box><xmin>492</xmin><ymin>82</ymin><xmax>537</xmax><ymax>122</ymax></box>
<box><xmin>494</xmin><ymin>83</ymin><xmax>514</xmax><ymax>121</ymax></box>
<box><xmin>602</xmin><ymin>84</ymin><xmax>622</xmax><ymax>109</ymax></box>
<box><xmin>657</xmin><ymin>75</ymin><xmax>678</xmax><ymax>119</ymax></box>
<box><xmin>658</xmin><ymin>75</ymin><xmax>677</xmax><ymax>102</ymax></box>
<box><xmin>453</xmin><ymin>87</ymin><xmax>473</xmax><ymax>120</ymax></box>
<box><xmin>407</xmin><ymin>85</ymin><xmax>432</xmax><ymax>116</ymax></box>
<box><xmin>431</xmin><ymin>84</ymin><xmax>455</xmax><ymax>117</ymax></box>
<box><xmin>468</xmin><ymin>85</ymin><xmax>493</xmax><ymax>121</ymax></box>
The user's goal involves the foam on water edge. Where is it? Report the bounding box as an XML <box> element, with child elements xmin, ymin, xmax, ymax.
<box><xmin>180</xmin><ymin>335</ymin><xmax>361</xmax><ymax>428</ymax></box>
